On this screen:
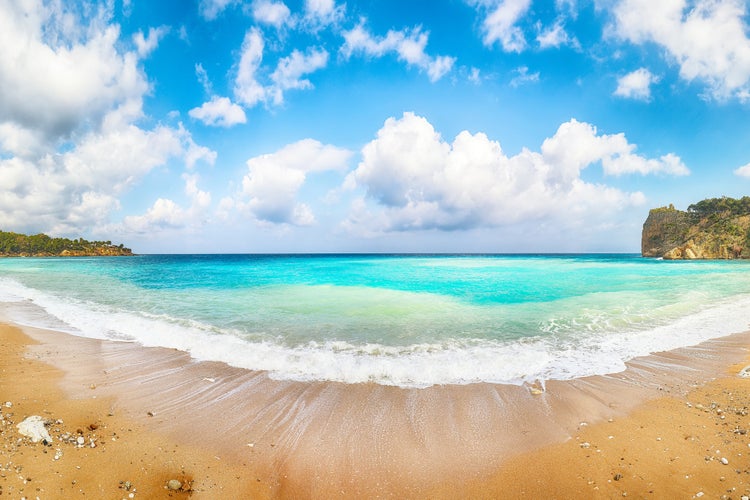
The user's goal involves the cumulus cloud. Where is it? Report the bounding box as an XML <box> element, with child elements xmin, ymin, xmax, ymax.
<box><xmin>0</xmin><ymin>122</ymin><xmax>208</xmax><ymax>235</ymax></box>
<box><xmin>540</xmin><ymin>119</ymin><xmax>689</xmax><ymax>176</ymax></box>
<box><xmin>611</xmin><ymin>0</ymin><xmax>750</xmax><ymax>101</ymax></box>
<box><xmin>240</xmin><ymin>139</ymin><xmax>352</xmax><ymax>225</ymax></box>
<box><xmin>189</xmin><ymin>96</ymin><xmax>247</xmax><ymax>127</ymax></box>
<box><xmin>0</xmin><ymin>1</ymin><xmax>216</xmax><ymax>237</ymax></box>
<box><xmin>614</xmin><ymin>67</ymin><xmax>658</xmax><ymax>100</ymax></box>
<box><xmin>343</xmin><ymin>113</ymin><xmax>685</xmax><ymax>233</ymax></box>
<box><xmin>734</xmin><ymin>162</ymin><xmax>750</xmax><ymax>177</ymax></box>
<box><xmin>109</xmin><ymin>173</ymin><xmax>213</xmax><ymax>235</ymax></box>
<box><xmin>251</xmin><ymin>0</ymin><xmax>291</xmax><ymax>28</ymax></box>
<box><xmin>469</xmin><ymin>0</ymin><xmax>532</xmax><ymax>52</ymax></box>
<box><xmin>341</xmin><ymin>22</ymin><xmax>456</xmax><ymax>82</ymax></box>
<box><xmin>0</xmin><ymin>1</ymin><xmax>147</xmax><ymax>149</ymax></box>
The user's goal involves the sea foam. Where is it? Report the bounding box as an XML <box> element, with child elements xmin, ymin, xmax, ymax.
<box><xmin>1</xmin><ymin>273</ymin><xmax>750</xmax><ymax>388</ymax></box>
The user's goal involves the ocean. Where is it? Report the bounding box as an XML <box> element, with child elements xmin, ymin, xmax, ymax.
<box><xmin>0</xmin><ymin>253</ymin><xmax>749</xmax><ymax>388</ymax></box>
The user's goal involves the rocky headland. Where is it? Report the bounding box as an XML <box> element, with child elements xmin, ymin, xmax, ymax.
<box><xmin>642</xmin><ymin>197</ymin><xmax>750</xmax><ymax>259</ymax></box>
<box><xmin>0</xmin><ymin>231</ymin><xmax>132</xmax><ymax>257</ymax></box>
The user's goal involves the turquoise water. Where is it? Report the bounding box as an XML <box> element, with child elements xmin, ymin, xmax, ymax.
<box><xmin>0</xmin><ymin>254</ymin><xmax>749</xmax><ymax>387</ymax></box>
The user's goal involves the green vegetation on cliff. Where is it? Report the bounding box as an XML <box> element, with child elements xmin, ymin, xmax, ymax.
<box><xmin>642</xmin><ymin>196</ymin><xmax>750</xmax><ymax>259</ymax></box>
<box><xmin>687</xmin><ymin>196</ymin><xmax>750</xmax><ymax>217</ymax></box>
<box><xmin>0</xmin><ymin>231</ymin><xmax>133</xmax><ymax>257</ymax></box>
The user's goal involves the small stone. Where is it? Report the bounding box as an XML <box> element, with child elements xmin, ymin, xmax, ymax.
<box><xmin>76</xmin><ymin>436</ymin><xmax>85</xmax><ymax>446</ymax></box>
<box><xmin>696</xmin><ymin>492</ymin><xmax>704</xmax><ymax>498</ymax></box>
<box><xmin>613</xmin><ymin>473</ymin><xmax>623</xmax><ymax>481</ymax></box>
<box><xmin>720</xmin><ymin>457</ymin><xmax>729</xmax><ymax>465</ymax></box>
<box><xmin>4</xmin><ymin>402</ymin><xmax>11</xmax><ymax>408</ymax></box>
<box><xmin>166</xmin><ymin>479</ymin><xmax>182</xmax><ymax>491</ymax></box>
<box><xmin>580</xmin><ymin>442</ymin><xmax>591</xmax><ymax>449</ymax></box>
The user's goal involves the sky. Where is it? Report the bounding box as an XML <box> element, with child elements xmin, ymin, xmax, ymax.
<box><xmin>1</xmin><ymin>0</ymin><xmax>750</xmax><ymax>253</ymax></box>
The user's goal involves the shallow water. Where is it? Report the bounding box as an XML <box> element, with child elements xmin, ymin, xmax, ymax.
<box><xmin>0</xmin><ymin>254</ymin><xmax>749</xmax><ymax>387</ymax></box>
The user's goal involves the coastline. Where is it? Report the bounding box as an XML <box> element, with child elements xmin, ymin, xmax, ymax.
<box><xmin>2</xmin><ymin>321</ymin><xmax>749</xmax><ymax>498</ymax></box>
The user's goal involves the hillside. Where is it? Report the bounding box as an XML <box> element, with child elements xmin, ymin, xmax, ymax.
<box><xmin>0</xmin><ymin>231</ymin><xmax>133</xmax><ymax>257</ymax></box>
<box><xmin>641</xmin><ymin>197</ymin><xmax>750</xmax><ymax>259</ymax></box>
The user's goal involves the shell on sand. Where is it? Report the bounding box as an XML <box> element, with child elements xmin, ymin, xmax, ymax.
<box><xmin>17</xmin><ymin>415</ymin><xmax>52</xmax><ymax>444</ymax></box>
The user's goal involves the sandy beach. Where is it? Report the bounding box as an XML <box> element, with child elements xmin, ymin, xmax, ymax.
<box><xmin>2</xmin><ymin>321</ymin><xmax>750</xmax><ymax>499</ymax></box>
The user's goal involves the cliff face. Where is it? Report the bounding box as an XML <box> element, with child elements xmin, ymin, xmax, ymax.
<box><xmin>641</xmin><ymin>204</ymin><xmax>750</xmax><ymax>259</ymax></box>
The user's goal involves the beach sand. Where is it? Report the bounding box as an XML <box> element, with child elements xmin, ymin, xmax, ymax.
<box><xmin>1</xmin><ymin>321</ymin><xmax>749</xmax><ymax>499</ymax></box>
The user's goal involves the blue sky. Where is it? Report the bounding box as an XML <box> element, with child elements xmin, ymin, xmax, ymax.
<box><xmin>1</xmin><ymin>0</ymin><xmax>750</xmax><ymax>253</ymax></box>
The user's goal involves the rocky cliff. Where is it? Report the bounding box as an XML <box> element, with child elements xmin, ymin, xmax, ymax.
<box><xmin>641</xmin><ymin>199</ymin><xmax>750</xmax><ymax>259</ymax></box>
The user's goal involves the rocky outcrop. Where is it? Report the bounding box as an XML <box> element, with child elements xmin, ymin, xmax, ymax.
<box><xmin>58</xmin><ymin>247</ymin><xmax>132</xmax><ymax>257</ymax></box>
<box><xmin>0</xmin><ymin>230</ymin><xmax>133</xmax><ymax>257</ymax></box>
<box><xmin>641</xmin><ymin>202</ymin><xmax>750</xmax><ymax>259</ymax></box>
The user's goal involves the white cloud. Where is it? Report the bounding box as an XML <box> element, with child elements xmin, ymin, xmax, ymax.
<box><xmin>0</xmin><ymin>1</ymin><xmax>147</xmax><ymax>148</ymax></box>
<box><xmin>234</xmin><ymin>29</ymin><xmax>328</xmax><ymax>108</ymax></box>
<box><xmin>0</xmin><ymin>120</ymin><xmax>212</xmax><ymax>235</ymax></box>
<box><xmin>343</xmin><ymin>113</ymin><xmax>684</xmax><ymax>233</ymax></box>
<box><xmin>0</xmin><ymin>0</ymin><xmax>221</xmax><ymax>238</ymax></box>
<box><xmin>195</xmin><ymin>63</ymin><xmax>213</xmax><ymax>94</ymax></box>
<box><xmin>341</xmin><ymin>22</ymin><xmax>456</xmax><ymax>82</ymax></box>
<box><xmin>536</xmin><ymin>20</ymin><xmax>579</xmax><ymax>49</ymax></box>
<box><xmin>240</xmin><ymin>139</ymin><xmax>352</xmax><ymax>225</ymax></box>
<box><xmin>234</xmin><ymin>28</ymin><xmax>266</xmax><ymax>107</ymax></box>
<box><xmin>199</xmin><ymin>0</ymin><xmax>240</xmax><ymax>20</ymax></box>
<box><xmin>251</xmin><ymin>0</ymin><xmax>291</xmax><ymax>28</ymax></box>
<box><xmin>269</xmin><ymin>48</ymin><xmax>329</xmax><ymax>105</ymax></box>
<box><xmin>303</xmin><ymin>0</ymin><xmax>345</xmax><ymax>30</ymax></box>
<box><xmin>510</xmin><ymin>66</ymin><xmax>540</xmax><ymax>87</ymax></box>
<box><xmin>184</xmin><ymin>173</ymin><xmax>212</xmax><ymax>210</ymax></box>
<box><xmin>189</xmin><ymin>96</ymin><xmax>247</xmax><ymax>127</ymax></box>
<box><xmin>468</xmin><ymin>67</ymin><xmax>482</xmax><ymax>84</ymax></box>
<box><xmin>612</xmin><ymin>0</ymin><xmax>750</xmax><ymax>101</ymax></box>
<box><xmin>734</xmin><ymin>162</ymin><xmax>750</xmax><ymax>177</ymax></box>
<box><xmin>121</xmin><ymin>198</ymin><xmax>186</xmax><ymax>233</ymax></box>
<box><xmin>614</xmin><ymin>67</ymin><xmax>658</xmax><ymax>100</ymax></box>
<box><xmin>540</xmin><ymin>119</ymin><xmax>689</xmax><ymax>176</ymax></box>
<box><xmin>556</xmin><ymin>0</ymin><xmax>578</xmax><ymax>18</ymax></box>
<box><xmin>132</xmin><ymin>26</ymin><xmax>169</xmax><ymax>58</ymax></box>
<box><xmin>470</xmin><ymin>0</ymin><xmax>532</xmax><ymax>52</ymax></box>
<box><xmin>109</xmin><ymin>174</ymin><xmax>213</xmax><ymax>235</ymax></box>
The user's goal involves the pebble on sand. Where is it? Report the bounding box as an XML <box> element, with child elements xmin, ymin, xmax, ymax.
<box><xmin>167</xmin><ymin>479</ymin><xmax>182</xmax><ymax>491</ymax></box>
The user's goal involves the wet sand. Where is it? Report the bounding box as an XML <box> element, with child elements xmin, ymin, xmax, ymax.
<box><xmin>1</xmin><ymin>321</ymin><xmax>750</xmax><ymax>498</ymax></box>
